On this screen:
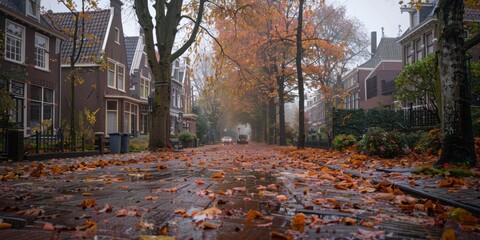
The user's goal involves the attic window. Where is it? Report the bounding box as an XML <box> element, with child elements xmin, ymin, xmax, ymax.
<box><xmin>115</xmin><ymin>28</ymin><xmax>120</xmax><ymax>44</ymax></box>
<box><xmin>27</xmin><ymin>0</ymin><xmax>40</xmax><ymax>20</ymax></box>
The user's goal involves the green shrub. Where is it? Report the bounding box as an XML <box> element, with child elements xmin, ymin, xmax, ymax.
<box><xmin>178</xmin><ymin>131</ymin><xmax>196</xmax><ymax>142</ymax></box>
<box><xmin>129</xmin><ymin>137</ymin><xmax>149</xmax><ymax>151</ymax></box>
<box><xmin>357</xmin><ymin>127</ymin><xmax>406</xmax><ymax>158</ymax></box>
<box><xmin>416</xmin><ymin>128</ymin><xmax>443</xmax><ymax>155</ymax></box>
<box><xmin>402</xmin><ymin>131</ymin><xmax>425</xmax><ymax>150</ymax></box>
<box><xmin>333</xmin><ymin>134</ymin><xmax>356</xmax><ymax>151</ymax></box>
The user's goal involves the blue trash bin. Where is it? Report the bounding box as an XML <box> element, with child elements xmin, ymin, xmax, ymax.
<box><xmin>121</xmin><ymin>133</ymin><xmax>130</xmax><ymax>153</ymax></box>
<box><xmin>109</xmin><ymin>133</ymin><xmax>121</xmax><ymax>154</ymax></box>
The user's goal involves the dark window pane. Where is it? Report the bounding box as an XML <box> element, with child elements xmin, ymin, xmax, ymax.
<box><xmin>30</xmin><ymin>102</ymin><xmax>41</xmax><ymax>124</ymax></box>
<box><xmin>31</xmin><ymin>85</ymin><xmax>42</xmax><ymax>101</ymax></box>
<box><xmin>43</xmin><ymin>104</ymin><xmax>53</xmax><ymax>120</ymax></box>
<box><xmin>107</xmin><ymin>101</ymin><xmax>117</xmax><ymax>110</ymax></box>
<box><xmin>44</xmin><ymin>88</ymin><xmax>53</xmax><ymax>103</ymax></box>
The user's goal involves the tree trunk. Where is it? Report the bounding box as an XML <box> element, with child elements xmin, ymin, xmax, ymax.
<box><xmin>268</xmin><ymin>97</ymin><xmax>276</xmax><ymax>144</ymax></box>
<box><xmin>435</xmin><ymin>0</ymin><xmax>476</xmax><ymax>167</ymax></box>
<box><xmin>149</xmin><ymin>61</ymin><xmax>171</xmax><ymax>150</ymax></box>
<box><xmin>296</xmin><ymin>0</ymin><xmax>305</xmax><ymax>149</ymax></box>
<box><xmin>277</xmin><ymin>74</ymin><xmax>286</xmax><ymax>146</ymax></box>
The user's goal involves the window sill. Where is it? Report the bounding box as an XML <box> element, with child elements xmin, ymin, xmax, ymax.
<box><xmin>34</xmin><ymin>66</ymin><xmax>50</xmax><ymax>72</ymax></box>
<box><xmin>5</xmin><ymin>58</ymin><xmax>26</xmax><ymax>66</ymax></box>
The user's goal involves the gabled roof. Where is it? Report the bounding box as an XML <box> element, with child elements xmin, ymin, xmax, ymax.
<box><xmin>0</xmin><ymin>0</ymin><xmax>20</xmax><ymax>12</ymax></box>
<box><xmin>125</xmin><ymin>36</ymin><xmax>139</xmax><ymax>70</ymax></box>
<box><xmin>359</xmin><ymin>38</ymin><xmax>402</xmax><ymax>69</ymax></box>
<box><xmin>0</xmin><ymin>0</ymin><xmax>65</xmax><ymax>39</ymax></box>
<box><xmin>48</xmin><ymin>9</ymin><xmax>111</xmax><ymax>64</ymax></box>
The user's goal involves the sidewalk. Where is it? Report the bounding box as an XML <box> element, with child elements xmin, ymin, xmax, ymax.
<box><xmin>0</xmin><ymin>145</ymin><xmax>478</xmax><ymax>239</ymax></box>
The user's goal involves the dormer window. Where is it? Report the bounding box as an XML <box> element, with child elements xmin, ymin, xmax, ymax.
<box><xmin>411</xmin><ymin>10</ymin><xmax>419</xmax><ymax>28</ymax></box>
<box><xmin>27</xmin><ymin>0</ymin><xmax>40</xmax><ymax>20</ymax></box>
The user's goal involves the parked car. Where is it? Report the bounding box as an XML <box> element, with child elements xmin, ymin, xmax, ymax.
<box><xmin>237</xmin><ymin>134</ymin><xmax>248</xmax><ymax>144</ymax></box>
<box><xmin>221</xmin><ymin>136</ymin><xmax>233</xmax><ymax>145</ymax></box>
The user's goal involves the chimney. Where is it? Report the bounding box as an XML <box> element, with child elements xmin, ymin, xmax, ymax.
<box><xmin>371</xmin><ymin>31</ymin><xmax>377</xmax><ymax>57</ymax></box>
<box><xmin>111</xmin><ymin>0</ymin><xmax>123</xmax><ymax>16</ymax></box>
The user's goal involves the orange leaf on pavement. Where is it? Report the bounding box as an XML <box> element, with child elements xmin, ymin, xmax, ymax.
<box><xmin>441</xmin><ymin>228</ymin><xmax>456</xmax><ymax>240</ymax></box>
<box><xmin>343</xmin><ymin>217</ymin><xmax>357</xmax><ymax>225</ymax></box>
<box><xmin>78</xmin><ymin>199</ymin><xmax>96</xmax><ymax>209</ymax></box>
<box><xmin>291</xmin><ymin>213</ymin><xmax>307</xmax><ymax>232</ymax></box>
<box><xmin>211</xmin><ymin>173</ymin><xmax>224</xmax><ymax>178</ymax></box>
<box><xmin>245</xmin><ymin>209</ymin><xmax>264</xmax><ymax>220</ymax></box>
<box><xmin>0</xmin><ymin>222</ymin><xmax>12</xmax><ymax>229</ymax></box>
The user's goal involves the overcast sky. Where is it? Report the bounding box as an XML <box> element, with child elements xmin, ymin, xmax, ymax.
<box><xmin>44</xmin><ymin>0</ymin><xmax>410</xmax><ymax>39</ymax></box>
<box><xmin>338</xmin><ymin>0</ymin><xmax>409</xmax><ymax>38</ymax></box>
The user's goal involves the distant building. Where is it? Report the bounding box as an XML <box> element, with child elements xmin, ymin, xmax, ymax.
<box><xmin>125</xmin><ymin>33</ymin><xmax>152</xmax><ymax>136</ymax></box>
<box><xmin>358</xmin><ymin>34</ymin><xmax>402</xmax><ymax>110</ymax></box>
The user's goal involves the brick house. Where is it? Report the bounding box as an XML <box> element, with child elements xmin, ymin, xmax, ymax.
<box><xmin>50</xmin><ymin>0</ymin><xmax>140</xmax><ymax>136</ymax></box>
<box><xmin>124</xmin><ymin>32</ymin><xmax>151</xmax><ymax>136</ymax></box>
<box><xmin>398</xmin><ymin>0</ymin><xmax>480</xmax><ymax>108</ymax></box>
<box><xmin>0</xmin><ymin>0</ymin><xmax>63</xmax><ymax>135</ymax></box>
<box><xmin>358</xmin><ymin>34</ymin><xmax>402</xmax><ymax>110</ymax></box>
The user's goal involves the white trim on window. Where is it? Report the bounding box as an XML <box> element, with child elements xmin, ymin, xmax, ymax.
<box><xmin>115</xmin><ymin>27</ymin><xmax>120</xmax><ymax>44</ymax></box>
<box><xmin>26</xmin><ymin>0</ymin><xmax>40</xmax><ymax>21</ymax></box>
<box><xmin>5</xmin><ymin>20</ymin><xmax>25</xmax><ymax>64</ymax></box>
<box><xmin>35</xmin><ymin>33</ymin><xmax>49</xmax><ymax>71</ymax></box>
<box><xmin>107</xmin><ymin>58</ymin><xmax>126</xmax><ymax>91</ymax></box>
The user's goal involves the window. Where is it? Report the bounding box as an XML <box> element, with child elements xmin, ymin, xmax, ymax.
<box><xmin>411</xmin><ymin>11</ymin><xmax>419</xmax><ymax>27</ymax></box>
<box><xmin>123</xmin><ymin>102</ymin><xmax>137</xmax><ymax>134</ymax></box>
<box><xmin>26</xmin><ymin>0</ymin><xmax>39</xmax><ymax>19</ymax></box>
<box><xmin>108</xmin><ymin>61</ymin><xmax>115</xmax><ymax>87</ymax></box>
<box><xmin>30</xmin><ymin>85</ymin><xmax>54</xmax><ymax>129</ymax></box>
<box><xmin>426</xmin><ymin>32</ymin><xmax>434</xmax><ymax>54</ymax></box>
<box><xmin>107</xmin><ymin>59</ymin><xmax>125</xmax><ymax>91</ymax></box>
<box><xmin>366</xmin><ymin>76</ymin><xmax>377</xmax><ymax>99</ymax></box>
<box><xmin>114</xmin><ymin>28</ymin><xmax>120</xmax><ymax>44</ymax></box>
<box><xmin>406</xmin><ymin>44</ymin><xmax>413</xmax><ymax>64</ymax></box>
<box><xmin>35</xmin><ymin>34</ymin><xmax>49</xmax><ymax>70</ymax></box>
<box><xmin>106</xmin><ymin>100</ymin><xmax>118</xmax><ymax>133</ymax></box>
<box><xmin>415</xmin><ymin>38</ymin><xmax>423</xmax><ymax>61</ymax></box>
<box><xmin>144</xmin><ymin>54</ymin><xmax>148</xmax><ymax>67</ymax></box>
<box><xmin>140</xmin><ymin>76</ymin><xmax>150</xmax><ymax>99</ymax></box>
<box><xmin>117</xmin><ymin>65</ymin><xmax>124</xmax><ymax>91</ymax></box>
<box><xmin>5</xmin><ymin>20</ymin><xmax>25</xmax><ymax>63</ymax></box>
<box><xmin>172</xmin><ymin>89</ymin><xmax>177</xmax><ymax>107</ymax></box>
<box><xmin>353</xmin><ymin>92</ymin><xmax>358</xmax><ymax>109</ymax></box>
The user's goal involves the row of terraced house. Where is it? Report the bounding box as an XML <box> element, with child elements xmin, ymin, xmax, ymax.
<box><xmin>306</xmin><ymin>0</ymin><xmax>480</xmax><ymax>132</ymax></box>
<box><xmin>0</xmin><ymin>0</ymin><xmax>197</xmax><ymax>156</ymax></box>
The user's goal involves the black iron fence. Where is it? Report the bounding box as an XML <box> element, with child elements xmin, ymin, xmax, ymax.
<box><xmin>24</xmin><ymin>130</ymin><xmax>89</xmax><ymax>155</ymax></box>
<box><xmin>398</xmin><ymin>108</ymin><xmax>439</xmax><ymax>127</ymax></box>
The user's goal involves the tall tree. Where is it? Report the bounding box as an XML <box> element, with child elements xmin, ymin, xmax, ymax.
<box><xmin>134</xmin><ymin>0</ymin><xmax>206</xmax><ymax>149</ymax></box>
<box><xmin>296</xmin><ymin>0</ymin><xmax>305</xmax><ymax>148</ymax></box>
<box><xmin>435</xmin><ymin>0</ymin><xmax>476</xmax><ymax>167</ymax></box>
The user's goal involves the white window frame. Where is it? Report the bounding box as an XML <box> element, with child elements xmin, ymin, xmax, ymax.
<box><xmin>107</xmin><ymin>59</ymin><xmax>125</xmax><ymax>91</ymax></box>
<box><xmin>114</xmin><ymin>27</ymin><xmax>120</xmax><ymax>44</ymax></box>
<box><xmin>26</xmin><ymin>0</ymin><xmax>40</xmax><ymax>20</ymax></box>
<box><xmin>140</xmin><ymin>75</ymin><xmax>150</xmax><ymax>99</ymax></box>
<box><xmin>117</xmin><ymin>64</ymin><xmax>125</xmax><ymax>91</ymax></box>
<box><xmin>107</xmin><ymin>60</ymin><xmax>116</xmax><ymax>88</ymax></box>
<box><xmin>30</xmin><ymin>85</ymin><xmax>54</xmax><ymax>130</ymax></box>
<box><xmin>106</xmin><ymin>100</ymin><xmax>118</xmax><ymax>134</ymax></box>
<box><xmin>5</xmin><ymin>20</ymin><xmax>25</xmax><ymax>64</ymax></box>
<box><xmin>35</xmin><ymin>33</ymin><xmax>49</xmax><ymax>70</ymax></box>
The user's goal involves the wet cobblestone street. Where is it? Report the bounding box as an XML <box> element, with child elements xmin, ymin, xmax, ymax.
<box><xmin>0</xmin><ymin>145</ymin><xmax>479</xmax><ymax>239</ymax></box>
